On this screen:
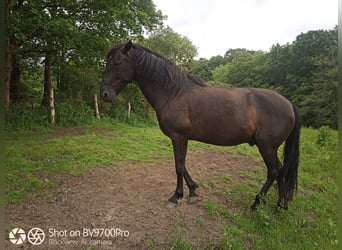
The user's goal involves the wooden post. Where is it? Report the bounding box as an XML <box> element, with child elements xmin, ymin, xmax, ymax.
<box><xmin>94</xmin><ymin>93</ymin><xmax>100</xmax><ymax>119</ymax></box>
<box><xmin>127</xmin><ymin>101</ymin><xmax>131</xmax><ymax>119</ymax></box>
<box><xmin>49</xmin><ymin>87</ymin><xmax>55</xmax><ymax>124</ymax></box>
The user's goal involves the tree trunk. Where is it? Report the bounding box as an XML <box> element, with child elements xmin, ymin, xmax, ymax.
<box><xmin>10</xmin><ymin>55</ymin><xmax>21</xmax><ymax>103</ymax></box>
<box><xmin>4</xmin><ymin>0</ymin><xmax>11</xmax><ymax>112</ymax></box>
<box><xmin>5</xmin><ymin>38</ymin><xmax>11</xmax><ymax>112</ymax></box>
<box><xmin>41</xmin><ymin>53</ymin><xmax>54</xmax><ymax>107</ymax></box>
<box><xmin>94</xmin><ymin>93</ymin><xmax>100</xmax><ymax>119</ymax></box>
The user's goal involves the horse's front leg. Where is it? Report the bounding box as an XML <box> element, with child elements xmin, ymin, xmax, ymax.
<box><xmin>168</xmin><ymin>137</ymin><xmax>188</xmax><ymax>206</ymax></box>
<box><xmin>184</xmin><ymin>167</ymin><xmax>199</xmax><ymax>203</ymax></box>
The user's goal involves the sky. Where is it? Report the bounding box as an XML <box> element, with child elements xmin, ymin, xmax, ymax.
<box><xmin>152</xmin><ymin>0</ymin><xmax>337</xmax><ymax>59</ymax></box>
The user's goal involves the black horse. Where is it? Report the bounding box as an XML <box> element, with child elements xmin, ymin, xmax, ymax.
<box><xmin>100</xmin><ymin>41</ymin><xmax>301</xmax><ymax>210</ymax></box>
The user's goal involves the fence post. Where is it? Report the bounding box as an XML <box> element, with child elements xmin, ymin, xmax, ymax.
<box><xmin>50</xmin><ymin>87</ymin><xmax>55</xmax><ymax>124</ymax></box>
<box><xmin>127</xmin><ymin>101</ymin><xmax>131</xmax><ymax>119</ymax></box>
<box><xmin>94</xmin><ymin>93</ymin><xmax>100</xmax><ymax>120</ymax></box>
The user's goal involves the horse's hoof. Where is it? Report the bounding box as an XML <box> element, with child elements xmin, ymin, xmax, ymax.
<box><xmin>276</xmin><ymin>201</ymin><xmax>288</xmax><ymax>210</ymax></box>
<box><xmin>250</xmin><ymin>203</ymin><xmax>258</xmax><ymax>211</ymax></box>
<box><xmin>166</xmin><ymin>201</ymin><xmax>178</xmax><ymax>208</ymax></box>
<box><xmin>188</xmin><ymin>196</ymin><xmax>201</xmax><ymax>203</ymax></box>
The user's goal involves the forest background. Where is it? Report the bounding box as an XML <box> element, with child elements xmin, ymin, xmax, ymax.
<box><xmin>4</xmin><ymin>0</ymin><xmax>337</xmax><ymax>130</ymax></box>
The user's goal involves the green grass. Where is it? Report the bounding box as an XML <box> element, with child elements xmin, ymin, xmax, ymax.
<box><xmin>166</xmin><ymin>218</ymin><xmax>194</xmax><ymax>250</ymax></box>
<box><xmin>201</xmin><ymin>127</ymin><xmax>338</xmax><ymax>250</ymax></box>
<box><xmin>5</xmin><ymin>119</ymin><xmax>173</xmax><ymax>202</ymax></box>
<box><xmin>5</xmin><ymin>120</ymin><xmax>338</xmax><ymax>249</ymax></box>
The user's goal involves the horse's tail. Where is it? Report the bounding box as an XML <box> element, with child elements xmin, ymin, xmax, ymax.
<box><xmin>283</xmin><ymin>104</ymin><xmax>301</xmax><ymax>202</ymax></box>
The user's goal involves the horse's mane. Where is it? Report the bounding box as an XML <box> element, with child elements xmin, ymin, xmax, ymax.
<box><xmin>123</xmin><ymin>44</ymin><xmax>208</xmax><ymax>93</ymax></box>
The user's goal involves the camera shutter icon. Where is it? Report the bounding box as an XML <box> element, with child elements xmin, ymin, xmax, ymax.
<box><xmin>9</xmin><ymin>228</ymin><xmax>26</xmax><ymax>245</ymax></box>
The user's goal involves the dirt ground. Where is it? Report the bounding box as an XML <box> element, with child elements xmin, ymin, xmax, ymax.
<box><xmin>6</xmin><ymin>149</ymin><xmax>264</xmax><ymax>250</ymax></box>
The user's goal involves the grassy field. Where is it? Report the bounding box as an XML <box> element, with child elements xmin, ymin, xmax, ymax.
<box><xmin>5</xmin><ymin>120</ymin><xmax>338</xmax><ymax>249</ymax></box>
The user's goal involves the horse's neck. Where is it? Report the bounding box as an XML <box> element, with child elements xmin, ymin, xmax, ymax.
<box><xmin>137</xmin><ymin>78</ymin><xmax>169</xmax><ymax>111</ymax></box>
<box><xmin>134</xmin><ymin>54</ymin><xmax>185</xmax><ymax>110</ymax></box>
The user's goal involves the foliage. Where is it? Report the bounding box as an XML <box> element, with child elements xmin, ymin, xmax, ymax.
<box><xmin>55</xmin><ymin>101</ymin><xmax>96</xmax><ymax>127</ymax></box>
<box><xmin>5</xmin><ymin>101</ymin><xmax>97</xmax><ymax>130</ymax></box>
<box><xmin>5</xmin><ymin>105</ymin><xmax>50</xmax><ymax>131</ymax></box>
<box><xmin>276</xmin><ymin>29</ymin><xmax>337</xmax><ymax>129</ymax></box>
<box><xmin>316</xmin><ymin>126</ymin><xmax>333</xmax><ymax>147</ymax></box>
<box><xmin>144</xmin><ymin>26</ymin><xmax>198</xmax><ymax>71</ymax></box>
<box><xmin>298</xmin><ymin>45</ymin><xmax>337</xmax><ymax>128</ymax></box>
<box><xmin>191</xmin><ymin>56</ymin><xmax>225</xmax><ymax>81</ymax></box>
<box><xmin>6</xmin><ymin>0</ymin><xmax>165</xmax><ymax>121</ymax></box>
<box><xmin>8</xmin><ymin>0</ymin><xmax>164</xmax><ymax>59</ymax></box>
<box><xmin>206</xmin><ymin>27</ymin><xmax>337</xmax><ymax>129</ymax></box>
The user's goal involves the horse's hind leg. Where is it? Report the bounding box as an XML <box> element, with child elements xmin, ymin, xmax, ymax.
<box><xmin>251</xmin><ymin>146</ymin><xmax>280</xmax><ymax>210</ymax></box>
<box><xmin>276</xmin><ymin>164</ymin><xmax>288</xmax><ymax>209</ymax></box>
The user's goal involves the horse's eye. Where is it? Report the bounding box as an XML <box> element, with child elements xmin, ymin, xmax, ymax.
<box><xmin>107</xmin><ymin>57</ymin><xmax>119</xmax><ymax>66</ymax></box>
<box><xmin>107</xmin><ymin>55</ymin><xmax>113</xmax><ymax>62</ymax></box>
<box><xmin>112</xmin><ymin>54</ymin><xmax>121</xmax><ymax>65</ymax></box>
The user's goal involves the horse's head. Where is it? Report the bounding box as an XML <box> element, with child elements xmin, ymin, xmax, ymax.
<box><xmin>100</xmin><ymin>40</ymin><xmax>136</xmax><ymax>102</ymax></box>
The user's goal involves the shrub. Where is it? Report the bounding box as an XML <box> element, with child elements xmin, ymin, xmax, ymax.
<box><xmin>55</xmin><ymin>101</ymin><xmax>95</xmax><ymax>127</ymax></box>
<box><xmin>5</xmin><ymin>104</ymin><xmax>50</xmax><ymax>131</ymax></box>
<box><xmin>316</xmin><ymin>126</ymin><xmax>332</xmax><ymax>147</ymax></box>
<box><xmin>6</xmin><ymin>101</ymin><xmax>96</xmax><ymax>131</ymax></box>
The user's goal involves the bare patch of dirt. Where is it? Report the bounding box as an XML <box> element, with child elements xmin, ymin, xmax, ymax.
<box><xmin>5</xmin><ymin>150</ymin><xmax>264</xmax><ymax>249</ymax></box>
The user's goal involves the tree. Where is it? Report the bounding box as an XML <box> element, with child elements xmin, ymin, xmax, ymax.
<box><xmin>299</xmin><ymin>46</ymin><xmax>337</xmax><ymax>128</ymax></box>
<box><xmin>212</xmin><ymin>49</ymin><xmax>268</xmax><ymax>87</ymax></box>
<box><xmin>5</xmin><ymin>0</ymin><xmax>164</xmax><ymax>110</ymax></box>
<box><xmin>5</xmin><ymin>0</ymin><xmax>11</xmax><ymax>112</ymax></box>
<box><xmin>145</xmin><ymin>26</ymin><xmax>197</xmax><ymax>71</ymax></box>
<box><xmin>191</xmin><ymin>56</ymin><xmax>226</xmax><ymax>82</ymax></box>
<box><xmin>291</xmin><ymin>29</ymin><xmax>337</xmax><ymax>82</ymax></box>
<box><xmin>207</xmin><ymin>27</ymin><xmax>337</xmax><ymax>128</ymax></box>
<box><xmin>224</xmin><ymin>48</ymin><xmax>254</xmax><ymax>63</ymax></box>
<box><xmin>277</xmin><ymin>27</ymin><xmax>338</xmax><ymax>128</ymax></box>
<box><xmin>266</xmin><ymin>43</ymin><xmax>292</xmax><ymax>86</ymax></box>
<box><xmin>191</xmin><ymin>58</ymin><xmax>213</xmax><ymax>81</ymax></box>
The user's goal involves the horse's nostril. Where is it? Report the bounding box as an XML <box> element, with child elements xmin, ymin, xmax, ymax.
<box><xmin>102</xmin><ymin>91</ymin><xmax>109</xmax><ymax>99</ymax></box>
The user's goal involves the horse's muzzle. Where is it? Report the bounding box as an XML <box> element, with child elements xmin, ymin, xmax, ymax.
<box><xmin>101</xmin><ymin>90</ymin><xmax>110</xmax><ymax>101</ymax></box>
<box><xmin>100</xmin><ymin>89</ymin><xmax>116</xmax><ymax>103</ymax></box>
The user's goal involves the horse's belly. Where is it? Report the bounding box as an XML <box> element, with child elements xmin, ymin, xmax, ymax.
<box><xmin>193</xmin><ymin>136</ymin><xmax>249</xmax><ymax>147</ymax></box>
<box><xmin>189</xmin><ymin>122</ymin><xmax>254</xmax><ymax>146</ymax></box>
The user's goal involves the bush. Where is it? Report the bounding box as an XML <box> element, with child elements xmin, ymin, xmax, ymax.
<box><xmin>55</xmin><ymin>101</ymin><xmax>96</xmax><ymax>127</ymax></box>
<box><xmin>316</xmin><ymin>126</ymin><xmax>333</xmax><ymax>147</ymax></box>
<box><xmin>6</xmin><ymin>101</ymin><xmax>96</xmax><ymax>130</ymax></box>
<box><xmin>5</xmin><ymin>104</ymin><xmax>50</xmax><ymax>131</ymax></box>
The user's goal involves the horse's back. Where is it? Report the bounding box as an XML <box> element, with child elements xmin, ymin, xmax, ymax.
<box><xmin>191</xmin><ymin>86</ymin><xmax>293</xmax><ymax>123</ymax></box>
<box><xmin>189</xmin><ymin>87</ymin><xmax>295</xmax><ymax>146</ymax></box>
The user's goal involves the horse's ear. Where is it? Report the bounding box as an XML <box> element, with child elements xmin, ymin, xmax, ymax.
<box><xmin>122</xmin><ymin>40</ymin><xmax>133</xmax><ymax>54</ymax></box>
